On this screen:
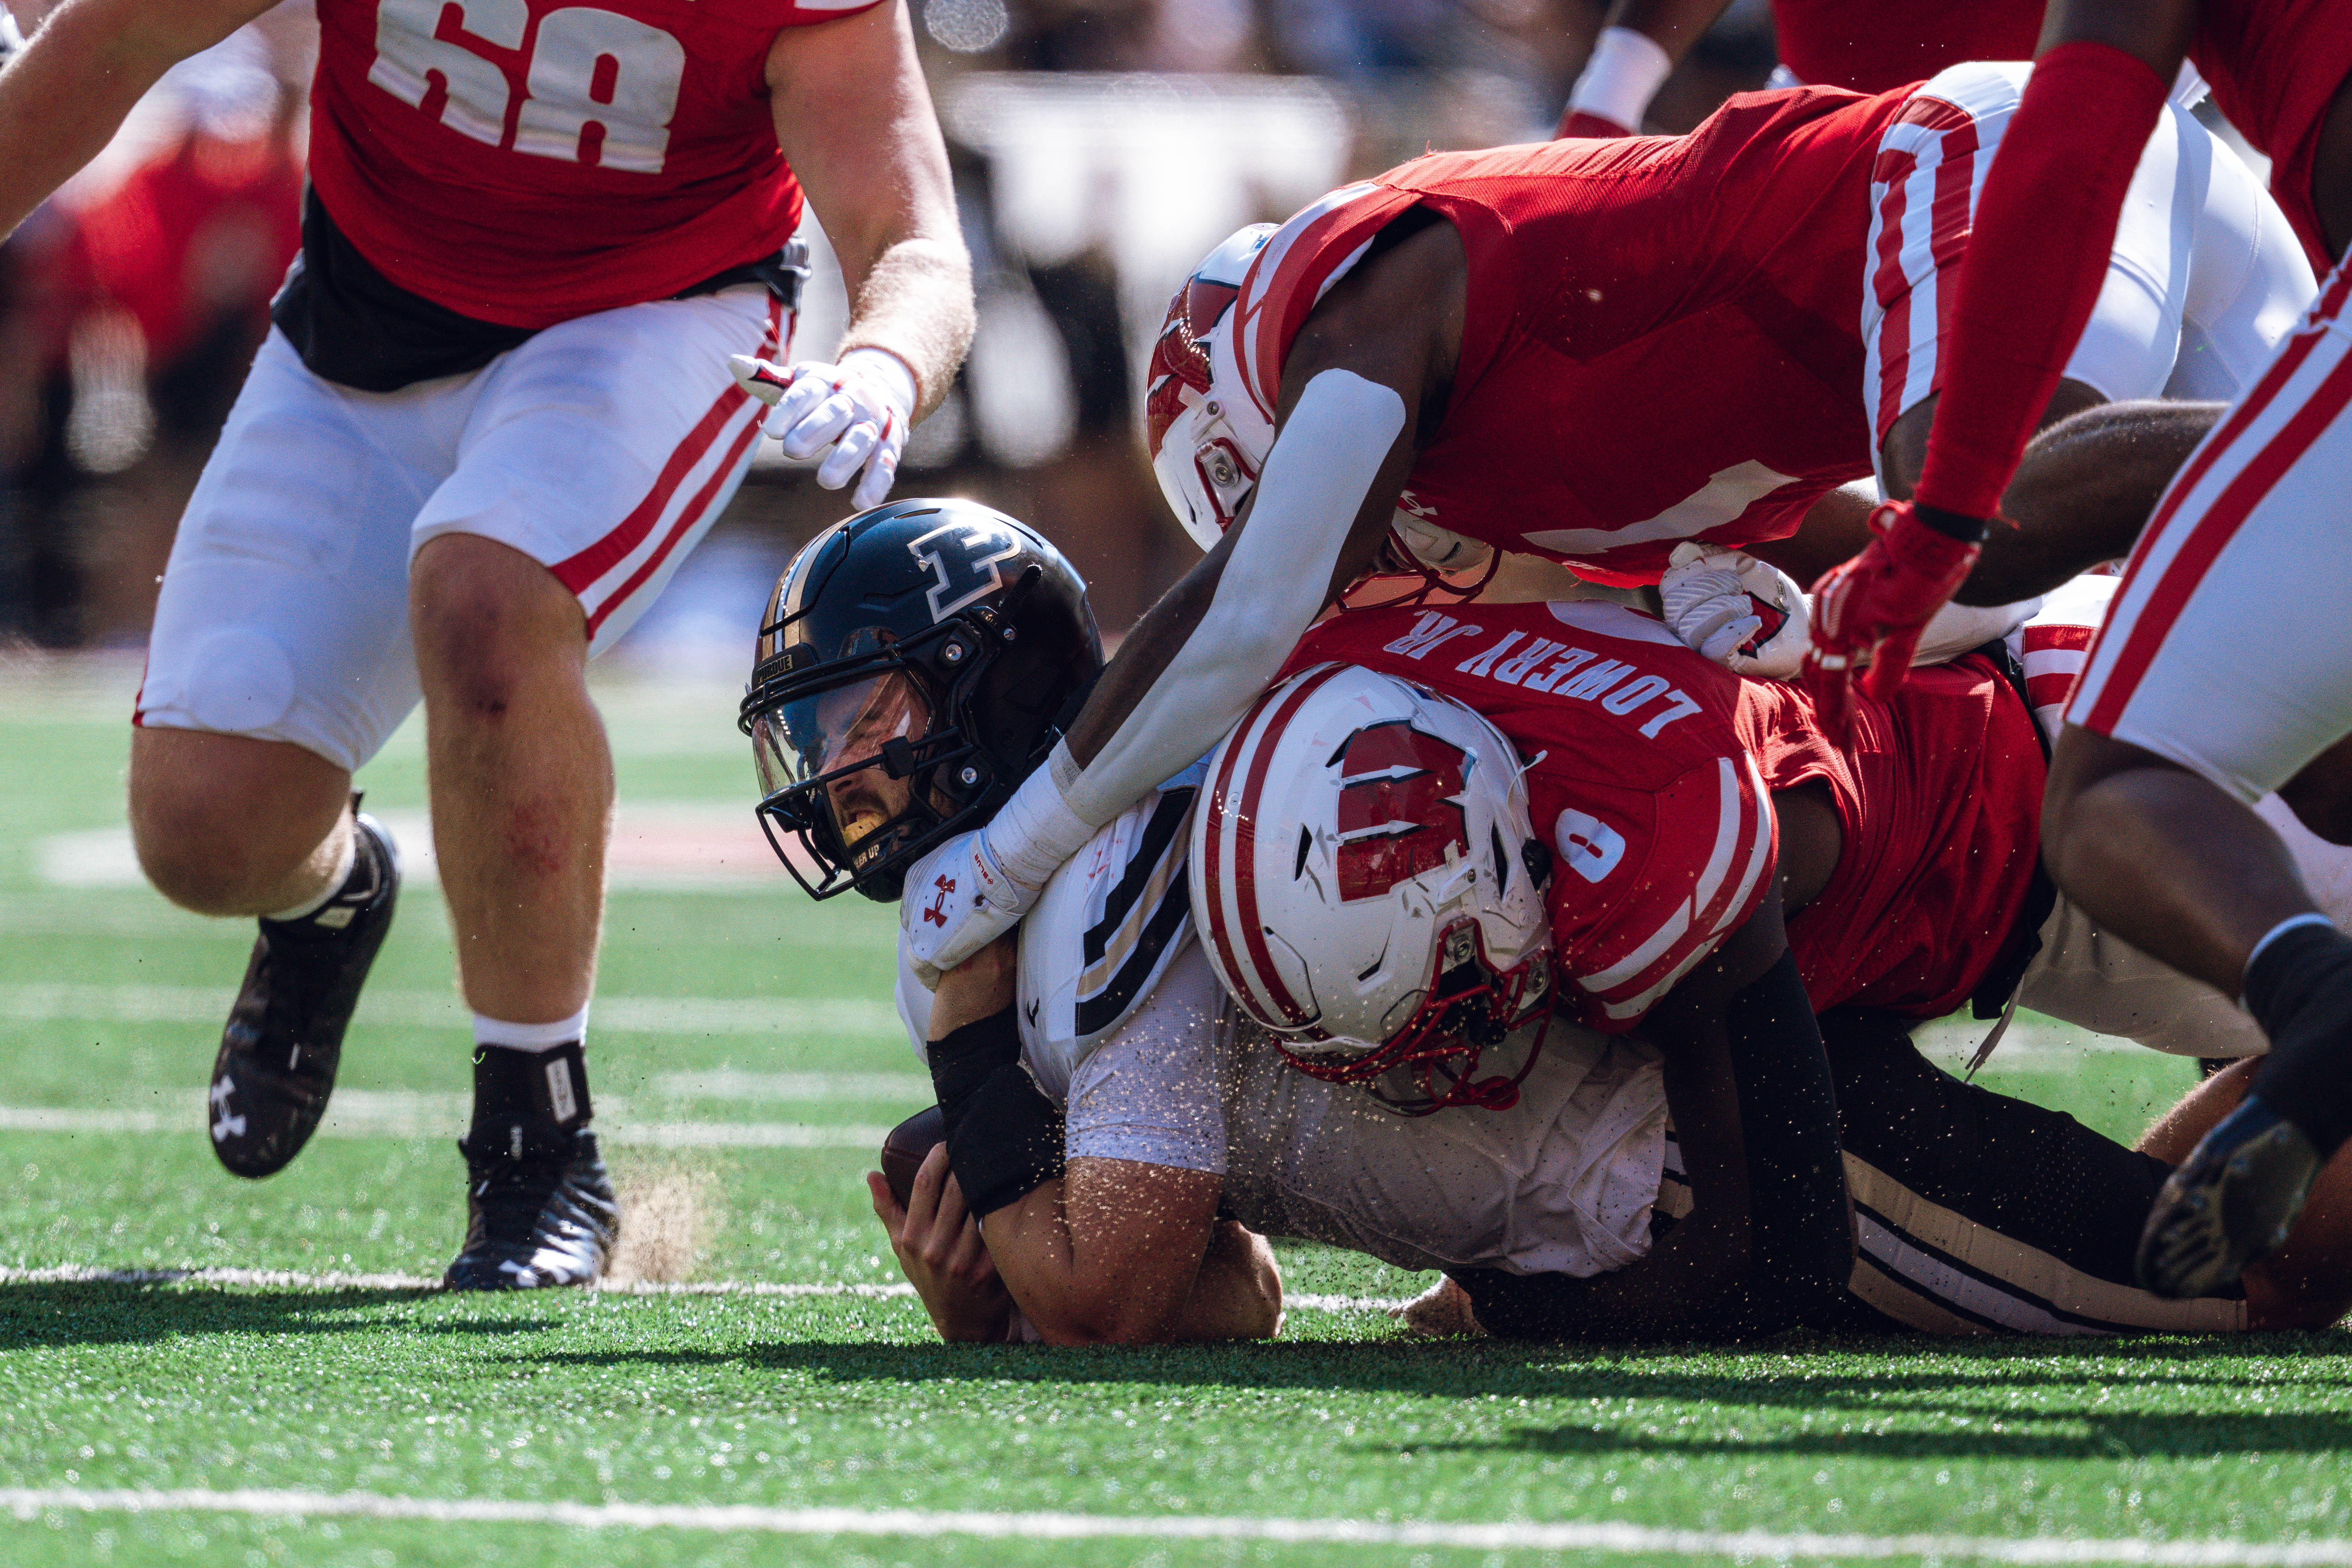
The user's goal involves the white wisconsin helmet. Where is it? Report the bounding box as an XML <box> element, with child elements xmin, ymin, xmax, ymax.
<box><xmin>1145</xmin><ymin>224</ymin><xmax>1280</xmax><ymax>552</ymax></box>
<box><xmin>1188</xmin><ymin>664</ymin><xmax>1555</xmax><ymax>1111</ymax></box>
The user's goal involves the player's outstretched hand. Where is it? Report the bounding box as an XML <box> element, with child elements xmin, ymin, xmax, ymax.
<box><xmin>1802</xmin><ymin>500</ymin><xmax>1982</xmax><ymax>733</ymax></box>
<box><xmin>902</xmin><ymin>830</ymin><xmax>1043</xmax><ymax>990</ymax></box>
<box><xmin>1660</xmin><ymin>544</ymin><xmax>1811</xmax><ymax>678</ymax></box>
<box><xmin>730</xmin><ymin>348</ymin><xmax>915</xmax><ymax>511</ymax></box>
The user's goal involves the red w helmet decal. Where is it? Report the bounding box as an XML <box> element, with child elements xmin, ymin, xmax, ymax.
<box><xmin>1332</xmin><ymin>721</ymin><xmax>1471</xmax><ymax>901</ymax></box>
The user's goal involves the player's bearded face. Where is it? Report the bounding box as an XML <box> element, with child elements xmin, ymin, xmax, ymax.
<box><xmin>816</xmin><ymin>674</ymin><xmax>928</xmax><ymax>855</ymax></box>
<box><xmin>754</xmin><ymin>671</ymin><xmax>933</xmax><ymax>862</ymax></box>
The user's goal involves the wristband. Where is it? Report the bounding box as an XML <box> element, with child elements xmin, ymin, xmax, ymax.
<box><xmin>838</xmin><ymin>346</ymin><xmax>918</xmax><ymax>422</ymax></box>
<box><xmin>926</xmin><ymin>1005</ymin><xmax>1066</xmax><ymax>1217</ymax></box>
<box><xmin>927</xmin><ymin>1005</ymin><xmax>1022</xmax><ymax>1105</ymax></box>
<box><xmin>988</xmin><ymin>745</ymin><xmax>1100</xmax><ymax>889</ymax></box>
<box><xmin>946</xmin><ymin>1064</ymin><xmax>1067</xmax><ymax>1216</ymax></box>
<box><xmin>1567</xmin><ymin>27</ymin><xmax>1672</xmax><ymax>134</ymax></box>
<box><xmin>1912</xmin><ymin>500</ymin><xmax>1991</xmax><ymax>546</ymax></box>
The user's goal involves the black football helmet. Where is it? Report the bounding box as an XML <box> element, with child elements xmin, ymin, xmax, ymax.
<box><xmin>740</xmin><ymin>498</ymin><xmax>1102</xmax><ymax>901</ymax></box>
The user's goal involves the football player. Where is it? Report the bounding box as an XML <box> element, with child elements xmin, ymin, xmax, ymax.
<box><xmin>745</xmin><ymin>503</ymin><xmax>2352</xmax><ymax>1342</ymax></box>
<box><xmin>745</xmin><ymin>503</ymin><xmax>1838</xmax><ymax>1338</ymax></box>
<box><xmin>874</xmin><ymin>655</ymin><xmax>2352</xmax><ymax>1342</ymax></box>
<box><xmin>0</xmin><ymin>0</ymin><xmax>974</xmax><ymax>1287</ymax></box>
<box><xmin>1804</xmin><ymin>0</ymin><xmax>2352</xmax><ymax>1298</ymax></box>
<box><xmin>900</xmin><ymin>58</ymin><xmax>2313</xmax><ymax>1012</ymax></box>
<box><xmin>1558</xmin><ymin>0</ymin><xmax>2216</xmax><ymax>141</ymax></box>
<box><xmin>1557</xmin><ymin>0</ymin><xmax>2044</xmax><ymax>138</ymax></box>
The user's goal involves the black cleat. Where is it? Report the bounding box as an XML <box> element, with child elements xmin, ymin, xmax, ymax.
<box><xmin>2137</xmin><ymin>1096</ymin><xmax>2323</xmax><ymax>1298</ymax></box>
<box><xmin>444</xmin><ymin>1123</ymin><xmax>619</xmax><ymax>1290</ymax></box>
<box><xmin>209</xmin><ymin>812</ymin><xmax>399</xmax><ymax>1178</ymax></box>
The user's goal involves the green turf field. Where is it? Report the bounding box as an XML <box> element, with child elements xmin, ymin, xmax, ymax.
<box><xmin>2</xmin><ymin>651</ymin><xmax>2346</xmax><ymax>1568</ymax></box>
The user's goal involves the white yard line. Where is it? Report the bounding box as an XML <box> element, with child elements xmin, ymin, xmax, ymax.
<box><xmin>0</xmin><ymin>1265</ymin><xmax>1403</xmax><ymax>1313</ymax></box>
<box><xmin>0</xmin><ymin>1486</ymin><xmax>2341</xmax><ymax>1562</ymax></box>
<box><xmin>0</xmin><ymin>982</ymin><xmax>901</xmax><ymax>1038</ymax></box>
<box><xmin>0</xmin><ymin>982</ymin><xmax>2144</xmax><ymax>1062</ymax></box>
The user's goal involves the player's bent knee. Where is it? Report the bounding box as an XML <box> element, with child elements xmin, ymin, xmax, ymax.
<box><xmin>409</xmin><ymin>533</ymin><xmax>589</xmax><ymax>706</ymax></box>
<box><xmin>127</xmin><ymin>729</ymin><xmax>349</xmax><ymax>915</ymax></box>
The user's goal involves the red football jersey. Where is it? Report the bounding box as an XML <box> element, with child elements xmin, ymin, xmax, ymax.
<box><xmin>1770</xmin><ymin>0</ymin><xmax>2043</xmax><ymax>95</ymax></box>
<box><xmin>1284</xmin><ymin>601</ymin><xmax>1777</xmax><ymax>1034</ymax></box>
<box><xmin>1229</xmin><ymin>86</ymin><xmax>1911</xmax><ymax>586</ymax></box>
<box><xmin>1737</xmin><ymin>656</ymin><xmax>2045</xmax><ymax>1017</ymax></box>
<box><xmin>307</xmin><ymin>0</ymin><xmax>878</xmax><ymax>328</ymax></box>
<box><xmin>2187</xmin><ymin>0</ymin><xmax>2352</xmax><ymax>265</ymax></box>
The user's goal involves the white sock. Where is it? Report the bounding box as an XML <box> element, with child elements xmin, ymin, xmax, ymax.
<box><xmin>266</xmin><ymin>829</ymin><xmax>359</xmax><ymax>923</ymax></box>
<box><xmin>472</xmin><ymin>1007</ymin><xmax>592</xmax><ymax>1052</ymax></box>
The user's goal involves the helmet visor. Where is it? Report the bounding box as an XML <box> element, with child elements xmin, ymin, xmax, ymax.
<box><xmin>751</xmin><ymin>671</ymin><xmax>932</xmax><ymax>851</ymax></box>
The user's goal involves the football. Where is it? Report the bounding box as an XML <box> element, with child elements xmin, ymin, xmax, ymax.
<box><xmin>881</xmin><ymin>1104</ymin><xmax>946</xmax><ymax>1210</ymax></box>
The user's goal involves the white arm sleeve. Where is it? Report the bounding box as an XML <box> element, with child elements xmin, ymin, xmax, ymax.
<box><xmin>1055</xmin><ymin>369</ymin><xmax>1407</xmax><ymax>829</ymax></box>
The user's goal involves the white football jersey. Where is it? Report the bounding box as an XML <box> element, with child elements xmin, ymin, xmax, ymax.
<box><xmin>896</xmin><ymin>779</ymin><xmax>1674</xmax><ymax>1280</ymax></box>
<box><xmin>895</xmin><ymin>761</ymin><xmax>1206</xmax><ymax>1098</ymax></box>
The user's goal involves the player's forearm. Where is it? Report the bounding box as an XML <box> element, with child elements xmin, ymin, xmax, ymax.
<box><xmin>1050</xmin><ymin>370</ymin><xmax>1407</xmax><ymax>834</ymax></box>
<box><xmin>1957</xmin><ymin>399</ymin><xmax>2223</xmax><ymax>604</ymax></box>
<box><xmin>983</xmin><ymin>1164</ymin><xmax>1223</xmax><ymax>1344</ymax></box>
<box><xmin>771</xmin><ymin>0</ymin><xmax>973</xmax><ymax>418</ymax></box>
<box><xmin>0</xmin><ymin>0</ymin><xmax>268</xmax><ymax>240</ymax></box>
<box><xmin>833</xmin><ymin>236</ymin><xmax>973</xmax><ymax>424</ymax></box>
<box><xmin>1714</xmin><ymin>948</ymin><xmax>1853</xmax><ymax>1312</ymax></box>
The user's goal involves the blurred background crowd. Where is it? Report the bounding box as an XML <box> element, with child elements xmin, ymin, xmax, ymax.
<box><xmin>0</xmin><ymin>0</ymin><xmax>1785</xmax><ymax>662</ymax></box>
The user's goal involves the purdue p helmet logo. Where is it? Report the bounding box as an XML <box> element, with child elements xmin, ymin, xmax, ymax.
<box><xmin>908</xmin><ymin>522</ymin><xmax>1023</xmax><ymax>622</ymax></box>
<box><xmin>1331</xmin><ymin>721</ymin><xmax>1471</xmax><ymax>902</ymax></box>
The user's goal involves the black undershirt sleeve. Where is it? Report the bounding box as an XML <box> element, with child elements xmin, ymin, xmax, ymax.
<box><xmin>1722</xmin><ymin>946</ymin><xmax>1853</xmax><ymax>1326</ymax></box>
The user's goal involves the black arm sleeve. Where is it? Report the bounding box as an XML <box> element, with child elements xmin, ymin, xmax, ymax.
<box><xmin>1723</xmin><ymin>947</ymin><xmax>1853</xmax><ymax>1323</ymax></box>
<box><xmin>926</xmin><ymin>1007</ymin><xmax>1065</xmax><ymax>1218</ymax></box>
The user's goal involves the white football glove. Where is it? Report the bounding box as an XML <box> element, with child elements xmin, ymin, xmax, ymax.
<box><xmin>1659</xmin><ymin>543</ymin><xmax>1812</xmax><ymax>678</ymax></box>
<box><xmin>901</xmin><ymin>829</ymin><xmax>1044</xmax><ymax>991</ymax></box>
<box><xmin>729</xmin><ymin>347</ymin><xmax>916</xmax><ymax>512</ymax></box>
